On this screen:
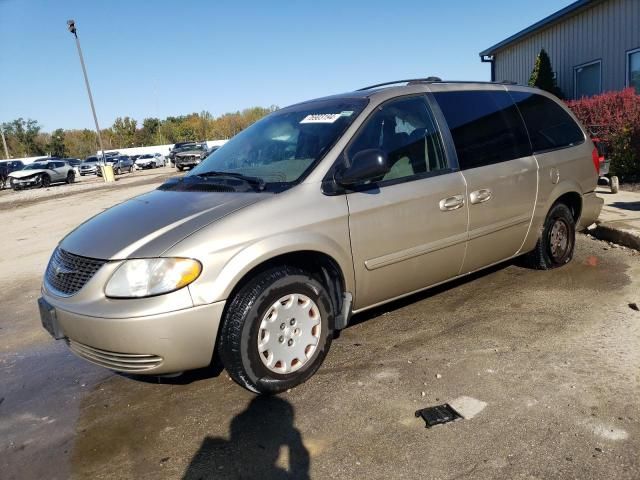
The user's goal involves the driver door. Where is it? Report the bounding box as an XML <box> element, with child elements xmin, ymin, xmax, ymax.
<box><xmin>344</xmin><ymin>95</ymin><xmax>469</xmax><ymax>310</ymax></box>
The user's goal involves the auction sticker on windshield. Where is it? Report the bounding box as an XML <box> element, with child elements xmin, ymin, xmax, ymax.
<box><xmin>300</xmin><ymin>113</ymin><xmax>342</xmax><ymax>124</ymax></box>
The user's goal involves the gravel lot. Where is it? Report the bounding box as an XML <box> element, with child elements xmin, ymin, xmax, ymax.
<box><xmin>0</xmin><ymin>166</ymin><xmax>179</xmax><ymax>211</ymax></box>
<box><xmin>1</xmin><ymin>178</ymin><xmax>639</xmax><ymax>480</ymax></box>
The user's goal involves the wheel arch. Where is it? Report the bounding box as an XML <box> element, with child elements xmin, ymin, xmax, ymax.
<box><xmin>224</xmin><ymin>250</ymin><xmax>348</xmax><ymax>331</ymax></box>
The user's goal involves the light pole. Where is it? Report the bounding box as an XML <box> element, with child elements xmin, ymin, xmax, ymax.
<box><xmin>67</xmin><ymin>19</ymin><xmax>106</xmax><ymax>164</ymax></box>
<box><xmin>0</xmin><ymin>128</ymin><xmax>10</xmax><ymax>160</ymax></box>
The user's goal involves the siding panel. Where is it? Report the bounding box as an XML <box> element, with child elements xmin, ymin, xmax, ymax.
<box><xmin>491</xmin><ymin>0</ymin><xmax>640</xmax><ymax>98</ymax></box>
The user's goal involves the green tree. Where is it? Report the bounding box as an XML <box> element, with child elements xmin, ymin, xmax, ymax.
<box><xmin>112</xmin><ymin>116</ymin><xmax>137</xmax><ymax>148</ymax></box>
<box><xmin>529</xmin><ymin>49</ymin><xmax>563</xmax><ymax>98</ymax></box>
<box><xmin>48</xmin><ymin>128</ymin><xmax>66</xmax><ymax>157</ymax></box>
<box><xmin>1</xmin><ymin>118</ymin><xmax>46</xmax><ymax>156</ymax></box>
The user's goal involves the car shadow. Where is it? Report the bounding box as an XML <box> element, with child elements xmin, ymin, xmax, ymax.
<box><xmin>182</xmin><ymin>395</ymin><xmax>310</xmax><ymax>480</ymax></box>
<box><xmin>610</xmin><ymin>201</ymin><xmax>640</xmax><ymax>212</ymax></box>
<box><xmin>348</xmin><ymin>259</ymin><xmax>513</xmax><ymax>327</ymax></box>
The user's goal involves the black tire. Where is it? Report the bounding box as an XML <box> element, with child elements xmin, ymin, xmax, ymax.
<box><xmin>218</xmin><ymin>266</ymin><xmax>333</xmax><ymax>394</ymax></box>
<box><xmin>177</xmin><ymin>165</ymin><xmax>184</xmax><ymax>171</ymax></box>
<box><xmin>129</xmin><ymin>165</ymin><xmax>134</xmax><ymax>173</ymax></box>
<box><xmin>40</xmin><ymin>174</ymin><xmax>51</xmax><ymax>188</ymax></box>
<box><xmin>522</xmin><ymin>203</ymin><xmax>575</xmax><ymax>270</ymax></box>
<box><xmin>116</xmin><ymin>167</ymin><xmax>122</xmax><ymax>175</ymax></box>
<box><xmin>10</xmin><ymin>178</ymin><xmax>19</xmax><ymax>191</ymax></box>
<box><xmin>66</xmin><ymin>171</ymin><xmax>75</xmax><ymax>184</ymax></box>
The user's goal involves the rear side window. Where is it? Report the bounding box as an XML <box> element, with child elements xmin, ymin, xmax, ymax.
<box><xmin>433</xmin><ymin>90</ymin><xmax>531</xmax><ymax>169</ymax></box>
<box><xmin>509</xmin><ymin>91</ymin><xmax>585</xmax><ymax>152</ymax></box>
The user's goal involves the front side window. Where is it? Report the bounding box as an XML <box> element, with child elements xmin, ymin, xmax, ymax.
<box><xmin>628</xmin><ymin>49</ymin><xmax>640</xmax><ymax>93</ymax></box>
<box><xmin>509</xmin><ymin>91</ymin><xmax>584</xmax><ymax>152</ymax></box>
<box><xmin>346</xmin><ymin>96</ymin><xmax>448</xmax><ymax>183</ymax></box>
<box><xmin>190</xmin><ymin>98</ymin><xmax>367</xmax><ymax>190</ymax></box>
<box><xmin>433</xmin><ymin>90</ymin><xmax>531</xmax><ymax>170</ymax></box>
<box><xmin>574</xmin><ymin>61</ymin><xmax>601</xmax><ymax>98</ymax></box>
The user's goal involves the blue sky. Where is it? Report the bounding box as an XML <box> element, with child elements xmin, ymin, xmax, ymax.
<box><xmin>0</xmin><ymin>0</ymin><xmax>574</xmax><ymax>131</ymax></box>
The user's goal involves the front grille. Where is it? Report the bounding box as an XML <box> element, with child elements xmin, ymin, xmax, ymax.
<box><xmin>45</xmin><ymin>248</ymin><xmax>107</xmax><ymax>296</ymax></box>
<box><xmin>67</xmin><ymin>339</ymin><xmax>163</xmax><ymax>372</ymax></box>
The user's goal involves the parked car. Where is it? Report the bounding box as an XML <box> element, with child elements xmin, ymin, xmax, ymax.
<box><xmin>80</xmin><ymin>157</ymin><xmax>101</xmax><ymax>176</ymax></box>
<box><xmin>168</xmin><ymin>142</ymin><xmax>201</xmax><ymax>166</ymax></box>
<box><xmin>97</xmin><ymin>155</ymin><xmax>134</xmax><ymax>176</ymax></box>
<box><xmin>174</xmin><ymin>143</ymin><xmax>208</xmax><ymax>171</ymax></box>
<box><xmin>135</xmin><ymin>153</ymin><xmax>165</xmax><ymax>169</ymax></box>
<box><xmin>38</xmin><ymin>80</ymin><xmax>602</xmax><ymax>394</ymax></box>
<box><xmin>0</xmin><ymin>160</ymin><xmax>25</xmax><ymax>189</ymax></box>
<box><xmin>9</xmin><ymin>159</ymin><xmax>75</xmax><ymax>190</ymax></box>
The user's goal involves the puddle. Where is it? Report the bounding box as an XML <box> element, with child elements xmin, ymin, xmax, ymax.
<box><xmin>0</xmin><ymin>342</ymin><xmax>110</xmax><ymax>480</ymax></box>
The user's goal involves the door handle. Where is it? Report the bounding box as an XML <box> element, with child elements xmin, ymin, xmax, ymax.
<box><xmin>439</xmin><ymin>195</ymin><xmax>465</xmax><ymax>211</ymax></box>
<box><xmin>470</xmin><ymin>189</ymin><xmax>493</xmax><ymax>205</ymax></box>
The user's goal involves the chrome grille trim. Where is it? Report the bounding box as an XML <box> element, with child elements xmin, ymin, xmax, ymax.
<box><xmin>67</xmin><ymin>339</ymin><xmax>163</xmax><ymax>372</ymax></box>
<box><xmin>45</xmin><ymin>248</ymin><xmax>107</xmax><ymax>297</ymax></box>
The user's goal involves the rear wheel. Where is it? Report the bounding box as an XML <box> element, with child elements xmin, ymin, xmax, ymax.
<box><xmin>522</xmin><ymin>203</ymin><xmax>575</xmax><ymax>270</ymax></box>
<box><xmin>66</xmin><ymin>171</ymin><xmax>75</xmax><ymax>184</ymax></box>
<box><xmin>218</xmin><ymin>266</ymin><xmax>333</xmax><ymax>394</ymax></box>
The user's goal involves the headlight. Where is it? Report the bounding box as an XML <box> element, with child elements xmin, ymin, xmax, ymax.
<box><xmin>105</xmin><ymin>258</ymin><xmax>202</xmax><ymax>298</ymax></box>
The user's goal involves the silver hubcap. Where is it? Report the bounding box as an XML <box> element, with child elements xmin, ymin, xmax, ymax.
<box><xmin>550</xmin><ymin>219</ymin><xmax>569</xmax><ymax>259</ymax></box>
<box><xmin>257</xmin><ymin>293</ymin><xmax>322</xmax><ymax>374</ymax></box>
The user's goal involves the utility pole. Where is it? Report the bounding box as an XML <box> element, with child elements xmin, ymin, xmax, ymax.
<box><xmin>0</xmin><ymin>128</ymin><xmax>10</xmax><ymax>159</ymax></box>
<box><xmin>67</xmin><ymin>20</ymin><xmax>106</xmax><ymax>163</ymax></box>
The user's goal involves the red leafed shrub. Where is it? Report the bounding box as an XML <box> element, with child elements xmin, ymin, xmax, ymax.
<box><xmin>566</xmin><ymin>88</ymin><xmax>640</xmax><ymax>178</ymax></box>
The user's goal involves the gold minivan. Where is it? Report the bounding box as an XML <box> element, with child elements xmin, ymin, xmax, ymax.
<box><xmin>39</xmin><ymin>80</ymin><xmax>603</xmax><ymax>393</ymax></box>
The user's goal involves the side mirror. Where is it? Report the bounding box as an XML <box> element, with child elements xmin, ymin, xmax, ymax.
<box><xmin>335</xmin><ymin>149</ymin><xmax>390</xmax><ymax>186</ymax></box>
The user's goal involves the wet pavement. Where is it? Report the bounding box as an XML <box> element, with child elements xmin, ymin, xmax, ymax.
<box><xmin>1</xmin><ymin>183</ymin><xmax>640</xmax><ymax>479</ymax></box>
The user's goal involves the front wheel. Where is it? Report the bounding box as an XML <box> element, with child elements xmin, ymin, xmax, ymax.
<box><xmin>66</xmin><ymin>171</ymin><xmax>75</xmax><ymax>184</ymax></box>
<box><xmin>522</xmin><ymin>203</ymin><xmax>575</xmax><ymax>270</ymax></box>
<box><xmin>218</xmin><ymin>266</ymin><xmax>333</xmax><ymax>394</ymax></box>
<box><xmin>116</xmin><ymin>167</ymin><xmax>122</xmax><ymax>175</ymax></box>
<box><xmin>129</xmin><ymin>165</ymin><xmax>134</xmax><ymax>173</ymax></box>
<box><xmin>177</xmin><ymin>165</ymin><xmax>184</xmax><ymax>171</ymax></box>
<box><xmin>40</xmin><ymin>174</ymin><xmax>51</xmax><ymax>188</ymax></box>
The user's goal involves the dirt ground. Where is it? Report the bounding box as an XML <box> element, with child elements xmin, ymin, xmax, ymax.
<box><xmin>1</xmin><ymin>174</ymin><xmax>639</xmax><ymax>480</ymax></box>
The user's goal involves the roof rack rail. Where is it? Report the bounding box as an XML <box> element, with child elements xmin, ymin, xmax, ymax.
<box><xmin>357</xmin><ymin>78</ymin><xmax>521</xmax><ymax>91</ymax></box>
<box><xmin>357</xmin><ymin>78</ymin><xmax>442</xmax><ymax>91</ymax></box>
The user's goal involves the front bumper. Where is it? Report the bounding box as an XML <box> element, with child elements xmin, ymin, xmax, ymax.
<box><xmin>10</xmin><ymin>176</ymin><xmax>40</xmax><ymax>187</ymax></box>
<box><xmin>176</xmin><ymin>157</ymin><xmax>202</xmax><ymax>167</ymax></box>
<box><xmin>41</xmin><ymin>293</ymin><xmax>226</xmax><ymax>375</ymax></box>
<box><xmin>578</xmin><ymin>191</ymin><xmax>604</xmax><ymax>230</ymax></box>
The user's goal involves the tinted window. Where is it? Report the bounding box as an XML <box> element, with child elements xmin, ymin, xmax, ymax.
<box><xmin>433</xmin><ymin>90</ymin><xmax>531</xmax><ymax>170</ymax></box>
<box><xmin>347</xmin><ymin>96</ymin><xmax>448</xmax><ymax>183</ymax></box>
<box><xmin>509</xmin><ymin>91</ymin><xmax>584</xmax><ymax>152</ymax></box>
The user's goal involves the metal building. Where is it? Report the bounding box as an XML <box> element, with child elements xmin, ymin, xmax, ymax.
<box><xmin>479</xmin><ymin>0</ymin><xmax>640</xmax><ymax>99</ymax></box>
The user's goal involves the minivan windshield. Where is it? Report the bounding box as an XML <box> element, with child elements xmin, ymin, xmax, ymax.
<box><xmin>188</xmin><ymin>97</ymin><xmax>367</xmax><ymax>191</ymax></box>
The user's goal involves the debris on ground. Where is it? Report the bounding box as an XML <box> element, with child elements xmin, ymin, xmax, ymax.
<box><xmin>415</xmin><ymin>404</ymin><xmax>461</xmax><ymax>428</ymax></box>
<box><xmin>629</xmin><ymin>303</ymin><xmax>639</xmax><ymax>312</ymax></box>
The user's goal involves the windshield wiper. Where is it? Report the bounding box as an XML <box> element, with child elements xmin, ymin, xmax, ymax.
<box><xmin>193</xmin><ymin>171</ymin><xmax>266</xmax><ymax>191</ymax></box>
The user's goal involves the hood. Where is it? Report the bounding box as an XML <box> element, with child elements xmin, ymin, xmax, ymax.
<box><xmin>135</xmin><ymin>158</ymin><xmax>153</xmax><ymax>164</ymax></box>
<box><xmin>60</xmin><ymin>188</ymin><xmax>270</xmax><ymax>260</ymax></box>
<box><xmin>9</xmin><ymin>169</ymin><xmax>47</xmax><ymax>178</ymax></box>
